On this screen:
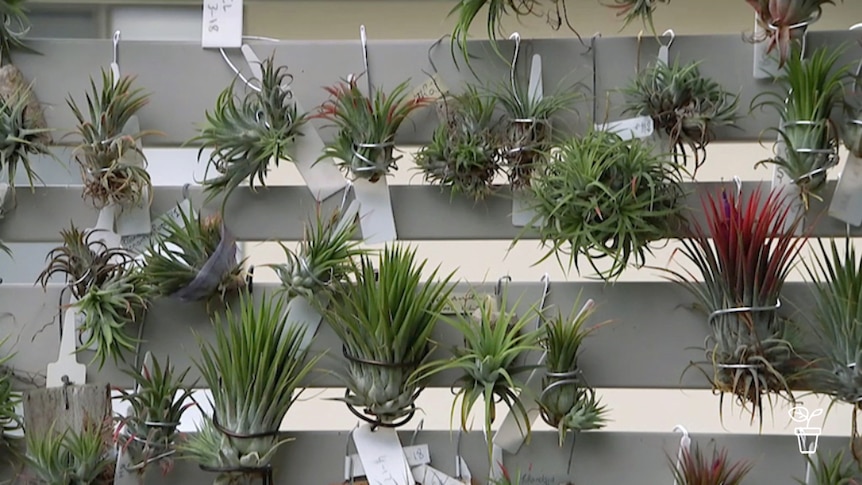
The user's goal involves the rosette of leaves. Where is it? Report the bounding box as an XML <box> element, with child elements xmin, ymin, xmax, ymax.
<box><xmin>753</xmin><ymin>45</ymin><xmax>849</xmax><ymax>206</ymax></box>
<box><xmin>538</xmin><ymin>299</ymin><xmax>610</xmax><ymax>447</ymax></box>
<box><xmin>36</xmin><ymin>224</ymin><xmax>148</xmax><ymax>368</ymax></box>
<box><xmin>798</xmin><ymin>451</ymin><xmax>862</xmax><ymax>484</ymax></box>
<box><xmin>68</xmin><ymin>69</ymin><xmax>153</xmax><ymax>209</ymax></box>
<box><xmin>415</xmin><ymin>85</ymin><xmax>503</xmax><ymax>200</ymax></box>
<box><xmin>415</xmin><ymin>289</ymin><xmax>542</xmax><ymax>464</ymax></box>
<box><xmin>494</xmin><ymin>78</ymin><xmax>581</xmax><ymax>190</ymax></box>
<box><xmin>317</xmin><ymin>75</ymin><xmax>431</xmax><ymax>183</ymax></box>
<box><xmin>519</xmin><ymin>129</ymin><xmax>686</xmax><ymax>281</ymax></box>
<box><xmin>24</xmin><ymin>419</ymin><xmax>114</xmax><ymax>485</ymax></box>
<box><xmin>192</xmin><ymin>55</ymin><xmax>308</xmax><ymax>207</ymax></box>
<box><xmin>115</xmin><ymin>355</ymin><xmax>195</xmax><ymax>476</ymax></box>
<box><xmin>320</xmin><ymin>245</ymin><xmax>455</xmax><ymax>427</ymax></box>
<box><xmin>606</xmin><ymin>0</ymin><xmax>670</xmax><ymax>34</ymax></box>
<box><xmin>266</xmin><ymin>205</ymin><xmax>365</xmax><ymax>301</ymax></box>
<box><xmin>669</xmin><ymin>442</ymin><xmax>752</xmax><ymax>485</ymax></box>
<box><xmin>622</xmin><ymin>59</ymin><xmax>740</xmax><ymax>174</ymax></box>
<box><xmin>662</xmin><ymin>187</ymin><xmax>808</xmax><ymax>429</ymax></box>
<box><xmin>747</xmin><ymin>0</ymin><xmax>841</xmax><ymax>68</ymax></box>
<box><xmin>141</xmin><ymin>208</ymin><xmax>246</xmax><ymax>306</ymax></box>
<box><xmin>0</xmin><ymin>338</ymin><xmax>22</xmax><ymax>450</ymax></box>
<box><xmin>184</xmin><ymin>293</ymin><xmax>321</xmax><ymax>482</ymax></box>
<box><xmin>0</xmin><ymin>83</ymin><xmax>53</xmax><ymax>192</ymax></box>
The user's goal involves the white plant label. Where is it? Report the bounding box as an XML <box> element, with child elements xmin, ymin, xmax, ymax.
<box><xmin>351</xmin><ymin>424</ymin><xmax>412</xmax><ymax>485</ymax></box>
<box><xmin>829</xmin><ymin>153</ymin><xmax>862</xmax><ymax>226</ymax></box>
<box><xmin>122</xmin><ymin>198</ymin><xmax>194</xmax><ymax>255</ymax></box>
<box><xmin>594</xmin><ymin>116</ymin><xmax>654</xmax><ymax>140</ymax></box>
<box><xmin>354</xmin><ymin>177</ymin><xmax>397</xmax><ymax>244</ymax></box>
<box><xmin>344</xmin><ymin>444</ymin><xmax>430</xmax><ymax>479</ymax></box>
<box><xmin>46</xmin><ymin>303</ymin><xmax>87</xmax><ymax>387</ymax></box>
<box><xmin>113</xmin><ymin>447</ymin><xmax>137</xmax><ymax>485</ymax></box>
<box><xmin>89</xmin><ymin>204</ymin><xmax>122</xmax><ymax>250</ymax></box>
<box><xmin>240</xmin><ymin>45</ymin><xmax>346</xmax><ymax>201</ymax></box>
<box><xmin>658</xmin><ymin>45</ymin><xmax>670</xmax><ymax>65</ymax></box>
<box><xmin>528</xmin><ymin>54</ymin><xmax>543</xmax><ymax>103</ymax></box>
<box><xmin>411</xmin><ymin>74</ymin><xmax>447</xmax><ymax>101</ymax></box>
<box><xmin>284</xmin><ymin>295</ymin><xmax>324</xmax><ymax>352</ymax></box>
<box><xmin>412</xmin><ymin>465</ymin><xmax>463</xmax><ymax>485</ymax></box>
<box><xmin>201</xmin><ymin>0</ymin><xmax>243</xmax><ymax>48</ymax></box>
<box><xmin>512</xmin><ymin>189</ymin><xmax>541</xmax><ymax>227</ymax></box>
<box><xmin>772</xmin><ymin>140</ymin><xmax>804</xmax><ymax>235</ymax></box>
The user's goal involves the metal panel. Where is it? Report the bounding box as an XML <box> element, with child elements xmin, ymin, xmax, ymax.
<box><xmin>0</xmin><ymin>181</ymin><xmax>858</xmax><ymax>243</ymax></box>
<box><xmin>0</xmin><ymin>281</ymin><xmax>819</xmax><ymax>391</ymax></box>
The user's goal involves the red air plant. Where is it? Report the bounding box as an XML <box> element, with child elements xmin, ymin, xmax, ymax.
<box><xmin>747</xmin><ymin>0</ymin><xmax>841</xmax><ymax>68</ymax></box>
<box><xmin>662</xmin><ymin>186</ymin><xmax>809</xmax><ymax>429</ymax></box>
<box><xmin>669</xmin><ymin>443</ymin><xmax>753</xmax><ymax>485</ymax></box>
<box><xmin>316</xmin><ymin>75</ymin><xmax>431</xmax><ymax>183</ymax></box>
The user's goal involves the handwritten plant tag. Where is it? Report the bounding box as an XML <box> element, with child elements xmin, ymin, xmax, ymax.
<box><xmin>201</xmin><ymin>0</ymin><xmax>243</xmax><ymax>48</ymax></box>
<box><xmin>344</xmin><ymin>444</ymin><xmax>430</xmax><ymax>478</ymax></box>
<box><xmin>594</xmin><ymin>116</ymin><xmax>654</xmax><ymax>140</ymax></box>
<box><xmin>354</xmin><ymin>178</ymin><xmax>397</xmax><ymax>244</ymax></box>
<box><xmin>352</xmin><ymin>424</ymin><xmax>412</xmax><ymax>485</ymax></box>
<box><xmin>412</xmin><ymin>465</ymin><xmax>464</xmax><ymax>485</ymax></box>
<box><xmin>411</xmin><ymin>74</ymin><xmax>447</xmax><ymax>101</ymax></box>
<box><xmin>113</xmin><ymin>446</ymin><xmax>138</xmax><ymax>485</ymax></box>
<box><xmin>829</xmin><ymin>153</ymin><xmax>862</xmax><ymax>226</ymax></box>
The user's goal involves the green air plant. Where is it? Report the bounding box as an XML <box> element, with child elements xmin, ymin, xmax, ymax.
<box><xmin>0</xmin><ymin>83</ymin><xmax>53</xmax><ymax>192</ymax></box>
<box><xmin>669</xmin><ymin>442</ymin><xmax>753</xmax><ymax>485</ymax></box>
<box><xmin>662</xmin><ymin>187</ymin><xmax>808</xmax><ymax>430</ymax></box>
<box><xmin>415</xmin><ymin>85</ymin><xmax>503</xmax><ymax>201</ymax></box>
<box><xmin>141</xmin><ymin>209</ymin><xmax>246</xmax><ymax>306</ymax></box>
<box><xmin>605</xmin><ymin>0</ymin><xmax>670</xmax><ymax>34</ymax></box>
<box><xmin>415</xmin><ymin>288</ymin><xmax>542</xmax><ymax>465</ymax></box>
<box><xmin>24</xmin><ymin>418</ymin><xmax>114</xmax><ymax>485</ymax></box>
<box><xmin>493</xmin><ymin>77</ymin><xmax>582</xmax><ymax>190</ymax></box>
<box><xmin>752</xmin><ymin>45</ymin><xmax>849</xmax><ymax>207</ymax></box>
<box><xmin>321</xmin><ymin>245</ymin><xmax>455</xmax><ymax>427</ymax></box>
<box><xmin>538</xmin><ymin>299</ymin><xmax>610</xmax><ymax>447</ymax></box>
<box><xmin>316</xmin><ymin>75</ymin><xmax>431</xmax><ymax>183</ymax></box>
<box><xmin>192</xmin><ymin>55</ymin><xmax>308</xmax><ymax>207</ymax></box>
<box><xmin>798</xmin><ymin>450</ymin><xmax>862</xmax><ymax>485</ymax></box>
<box><xmin>747</xmin><ymin>0</ymin><xmax>841</xmax><ymax>69</ymax></box>
<box><xmin>0</xmin><ymin>337</ymin><xmax>22</xmax><ymax>450</ymax></box>
<box><xmin>266</xmin><ymin>205</ymin><xmax>366</xmax><ymax>302</ymax></box>
<box><xmin>518</xmin><ymin>129</ymin><xmax>687</xmax><ymax>282</ymax></box>
<box><xmin>802</xmin><ymin>238</ymin><xmax>862</xmax><ymax>461</ymax></box>
<box><xmin>36</xmin><ymin>224</ymin><xmax>149</xmax><ymax>369</ymax></box>
<box><xmin>622</xmin><ymin>58</ymin><xmax>740</xmax><ymax>175</ymax></box>
<box><xmin>187</xmin><ymin>292</ymin><xmax>321</xmax><ymax>483</ymax></box>
<box><xmin>448</xmin><ymin>0</ymin><xmax>541</xmax><ymax>70</ymax></box>
<box><xmin>115</xmin><ymin>355</ymin><xmax>195</xmax><ymax>476</ymax></box>
<box><xmin>68</xmin><ymin>69</ymin><xmax>153</xmax><ymax>210</ymax></box>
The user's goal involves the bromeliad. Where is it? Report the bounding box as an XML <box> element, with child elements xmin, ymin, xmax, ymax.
<box><xmin>747</xmin><ymin>0</ymin><xmax>842</xmax><ymax>68</ymax></box>
<box><xmin>669</xmin><ymin>442</ymin><xmax>753</xmax><ymax>485</ymax></box>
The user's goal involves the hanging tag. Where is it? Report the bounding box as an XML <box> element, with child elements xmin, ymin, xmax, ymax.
<box><xmin>113</xmin><ymin>446</ymin><xmax>137</xmax><ymax>485</ymax></box>
<box><xmin>46</xmin><ymin>303</ymin><xmax>87</xmax><ymax>387</ymax></box>
<box><xmin>772</xmin><ymin>138</ymin><xmax>805</xmax><ymax>235</ymax></box>
<box><xmin>114</xmin><ymin>116</ymin><xmax>152</xmax><ymax>237</ymax></box>
<box><xmin>352</xmin><ymin>424</ymin><xmax>413</xmax><ymax>485</ymax></box>
<box><xmin>594</xmin><ymin>116</ymin><xmax>654</xmax><ymax>140</ymax></box>
<box><xmin>344</xmin><ymin>444</ymin><xmax>431</xmax><ymax>478</ymax></box>
<box><xmin>527</xmin><ymin>54</ymin><xmax>543</xmax><ymax>103</ymax></box>
<box><xmin>411</xmin><ymin>74</ymin><xmax>448</xmax><ymax>101</ymax></box>
<box><xmin>122</xmin><ymin>198</ymin><xmax>194</xmax><ymax>256</ymax></box>
<box><xmin>284</xmin><ymin>295</ymin><xmax>325</xmax><ymax>352</ymax></box>
<box><xmin>658</xmin><ymin>44</ymin><xmax>670</xmax><ymax>65</ymax></box>
<box><xmin>353</xmin><ymin>178</ymin><xmax>397</xmax><ymax>245</ymax></box>
<box><xmin>829</xmin><ymin>153</ymin><xmax>862</xmax><ymax>226</ymax></box>
<box><xmin>413</xmin><ymin>465</ymin><xmax>464</xmax><ymax>485</ymax></box>
<box><xmin>201</xmin><ymin>0</ymin><xmax>243</xmax><ymax>48</ymax></box>
<box><xmin>753</xmin><ymin>13</ymin><xmax>782</xmax><ymax>79</ymax></box>
<box><xmin>512</xmin><ymin>54</ymin><xmax>545</xmax><ymax>227</ymax></box>
<box><xmin>89</xmin><ymin>204</ymin><xmax>122</xmax><ymax>249</ymax></box>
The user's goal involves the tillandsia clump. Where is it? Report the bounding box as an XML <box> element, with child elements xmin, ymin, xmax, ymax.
<box><xmin>193</xmin><ymin>55</ymin><xmax>308</xmax><ymax>207</ymax></box>
<box><xmin>321</xmin><ymin>245</ymin><xmax>455</xmax><ymax>427</ymax></box>
<box><xmin>519</xmin><ymin>129</ymin><xmax>686</xmax><ymax>281</ymax></box>
<box><xmin>753</xmin><ymin>45</ymin><xmax>849</xmax><ymax>206</ymax></box>
<box><xmin>415</xmin><ymin>288</ymin><xmax>542</xmax><ymax>464</ymax></box>
<box><xmin>36</xmin><ymin>224</ymin><xmax>151</xmax><ymax>369</ymax></box>
<box><xmin>799</xmin><ymin>450</ymin><xmax>862</xmax><ymax>484</ymax></box>
<box><xmin>115</xmin><ymin>355</ymin><xmax>195</xmax><ymax>476</ymax></box>
<box><xmin>802</xmin><ymin>238</ymin><xmax>862</xmax><ymax>461</ymax></box>
<box><xmin>24</xmin><ymin>418</ymin><xmax>114</xmax><ymax>485</ymax></box>
<box><xmin>414</xmin><ymin>85</ymin><xmax>503</xmax><ymax>200</ymax></box>
<box><xmin>747</xmin><ymin>0</ymin><xmax>842</xmax><ymax>68</ymax></box>
<box><xmin>538</xmin><ymin>299</ymin><xmax>610</xmax><ymax>447</ymax></box>
<box><xmin>0</xmin><ymin>337</ymin><xmax>22</xmax><ymax>450</ymax></box>
<box><xmin>669</xmin><ymin>442</ymin><xmax>753</xmax><ymax>485</ymax></box>
<box><xmin>494</xmin><ymin>78</ymin><xmax>581</xmax><ymax>190</ymax></box>
<box><xmin>184</xmin><ymin>292</ymin><xmax>321</xmax><ymax>482</ymax></box>
<box><xmin>68</xmin><ymin>69</ymin><xmax>153</xmax><ymax>210</ymax></box>
<box><xmin>662</xmin><ymin>187</ymin><xmax>808</xmax><ymax>429</ymax></box>
<box><xmin>622</xmin><ymin>59</ymin><xmax>740</xmax><ymax>175</ymax></box>
<box><xmin>316</xmin><ymin>75</ymin><xmax>431</xmax><ymax>183</ymax></box>
<box><xmin>141</xmin><ymin>208</ymin><xmax>246</xmax><ymax>306</ymax></box>
<box><xmin>266</xmin><ymin>205</ymin><xmax>366</xmax><ymax>301</ymax></box>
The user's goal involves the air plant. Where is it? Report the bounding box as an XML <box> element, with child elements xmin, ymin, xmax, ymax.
<box><xmin>0</xmin><ymin>84</ymin><xmax>53</xmax><ymax>191</ymax></box>
<box><xmin>448</xmin><ymin>0</ymin><xmax>541</xmax><ymax>70</ymax></box>
<box><xmin>186</xmin><ymin>292</ymin><xmax>321</xmax><ymax>482</ymax></box>
<box><xmin>518</xmin><ymin>129</ymin><xmax>687</xmax><ymax>282</ymax></box>
<box><xmin>68</xmin><ymin>69</ymin><xmax>153</xmax><ymax>210</ymax></box>
<box><xmin>747</xmin><ymin>0</ymin><xmax>841</xmax><ymax>69</ymax></box>
<box><xmin>316</xmin><ymin>75</ymin><xmax>431</xmax><ymax>183</ymax></box>
<box><xmin>668</xmin><ymin>442</ymin><xmax>753</xmax><ymax>485</ymax></box>
<box><xmin>622</xmin><ymin>58</ymin><xmax>740</xmax><ymax>175</ymax></box>
<box><xmin>606</xmin><ymin>0</ymin><xmax>671</xmax><ymax>34</ymax></box>
<box><xmin>414</xmin><ymin>288</ymin><xmax>542</xmax><ymax>465</ymax></box>
<box><xmin>141</xmin><ymin>208</ymin><xmax>246</xmax><ymax>306</ymax></box>
<box><xmin>266</xmin><ymin>205</ymin><xmax>366</xmax><ymax>302</ymax></box>
<box><xmin>115</xmin><ymin>355</ymin><xmax>195</xmax><ymax>476</ymax></box>
<box><xmin>753</xmin><ymin>45</ymin><xmax>849</xmax><ymax>206</ymax></box>
<box><xmin>798</xmin><ymin>450</ymin><xmax>862</xmax><ymax>485</ymax></box>
<box><xmin>24</xmin><ymin>419</ymin><xmax>114</xmax><ymax>485</ymax></box>
<box><xmin>802</xmin><ymin>238</ymin><xmax>862</xmax><ymax>461</ymax></box>
<box><xmin>415</xmin><ymin>85</ymin><xmax>503</xmax><ymax>200</ymax></box>
<box><xmin>661</xmin><ymin>187</ymin><xmax>808</xmax><ymax>429</ymax></box>
<box><xmin>493</xmin><ymin>77</ymin><xmax>582</xmax><ymax>190</ymax></box>
<box><xmin>0</xmin><ymin>338</ymin><xmax>22</xmax><ymax>449</ymax></box>
<box><xmin>538</xmin><ymin>299</ymin><xmax>610</xmax><ymax>447</ymax></box>
<box><xmin>193</xmin><ymin>55</ymin><xmax>309</xmax><ymax>207</ymax></box>
<box><xmin>320</xmin><ymin>245</ymin><xmax>455</xmax><ymax>427</ymax></box>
